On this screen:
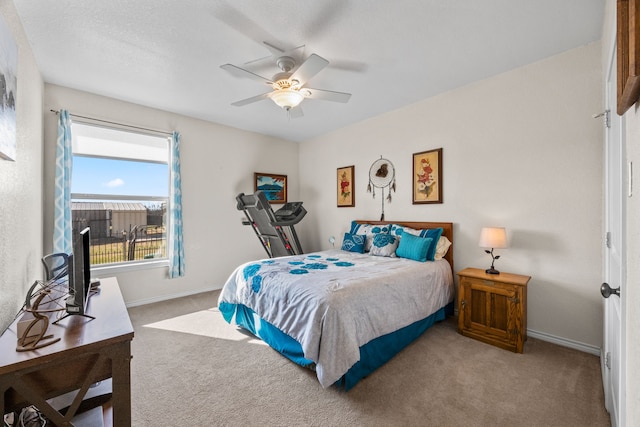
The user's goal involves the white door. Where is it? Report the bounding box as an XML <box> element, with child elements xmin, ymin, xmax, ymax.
<box><xmin>602</xmin><ymin>44</ymin><xmax>626</xmax><ymax>427</ymax></box>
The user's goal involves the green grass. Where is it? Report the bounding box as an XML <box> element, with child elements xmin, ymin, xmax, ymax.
<box><xmin>91</xmin><ymin>239</ymin><xmax>166</xmax><ymax>265</ymax></box>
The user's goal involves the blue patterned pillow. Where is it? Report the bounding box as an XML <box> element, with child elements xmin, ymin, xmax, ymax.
<box><xmin>370</xmin><ymin>233</ymin><xmax>398</xmax><ymax>257</ymax></box>
<box><xmin>396</xmin><ymin>233</ymin><xmax>433</xmax><ymax>262</ymax></box>
<box><xmin>349</xmin><ymin>221</ymin><xmax>391</xmax><ymax>252</ymax></box>
<box><xmin>390</xmin><ymin>224</ymin><xmax>443</xmax><ymax>261</ymax></box>
<box><xmin>341</xmin><ymin>232</ymin><xmax>365</xmax><ymax>253</ymax></box>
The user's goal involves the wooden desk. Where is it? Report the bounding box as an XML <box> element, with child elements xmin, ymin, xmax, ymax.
<box><xmin>0</xmin><ymin>277</ymin><xmax>134</xmax><ymax>426</ymax></box>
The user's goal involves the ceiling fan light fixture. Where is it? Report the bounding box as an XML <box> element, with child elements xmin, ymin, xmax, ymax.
<box><xmin>270</xmin><ymin>89</ymin><xmax>305</xmax><ymax>110</ymax></box>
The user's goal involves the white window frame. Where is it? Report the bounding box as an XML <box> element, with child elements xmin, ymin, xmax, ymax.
<box><xmin>70</xmin><ymin>121</ymin><xmax>171</xmax><ymax>275</ymax></box>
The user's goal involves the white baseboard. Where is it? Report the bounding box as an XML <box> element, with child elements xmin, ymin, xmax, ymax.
<box><xmin>527</xmin><ymin>328</ymin><xmax>601</xmax><ymax>356</ymax></box>
<box><xmin>452</xmin><ymin>309</ymin><xmax>600</xmax><ymax>356</ymax></box>
<box><xmin>125</xmin><ymin>286</ymin><xmax>219</xmax><ymax>308</ymax></box>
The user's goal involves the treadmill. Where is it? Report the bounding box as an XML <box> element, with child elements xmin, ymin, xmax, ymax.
<box><xmin>236</xmin><ymin>191</ymin><xmax>307</xmax><ymax>258</ymax></box>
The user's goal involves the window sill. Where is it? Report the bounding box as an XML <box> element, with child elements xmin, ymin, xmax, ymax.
<box><xmin>92</xmin><ymin>259</ymin><xmax>168</xmax><ymax>277</ymax></box>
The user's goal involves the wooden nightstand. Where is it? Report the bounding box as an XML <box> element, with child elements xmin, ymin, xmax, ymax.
<box><xmin>457</xmin><ymin>267</ymin><xmax>530</xmax><ymax>353</ymax></box>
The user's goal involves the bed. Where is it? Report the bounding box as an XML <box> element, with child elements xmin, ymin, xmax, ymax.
<box><xmin>218</xmin><ymin>220</ymin><xmax>454</xmax><ymax>390</ymax></box>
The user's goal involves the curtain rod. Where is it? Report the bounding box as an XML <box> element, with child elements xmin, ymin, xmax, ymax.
<box><xmin>50</xmin><ymin>109</ymin><xmax>174</xmax><ymax>137</ymax></box>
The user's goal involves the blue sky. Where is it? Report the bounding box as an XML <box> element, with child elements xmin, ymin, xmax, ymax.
<box><xmin>72</xmin><ymin>157</ymin><xmax>168</xmax><ymax>197</ymax></box>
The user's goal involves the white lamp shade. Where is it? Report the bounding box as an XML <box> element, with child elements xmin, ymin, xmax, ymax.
<box><xmin>270</xmin><ymin>89</ymin><xmax>305</xmax><ymax>109</ymax></box>
<box><xmin>479</xmin><ymin>227</ymin><xmax>508</xmax><ymax>249</ymax></box>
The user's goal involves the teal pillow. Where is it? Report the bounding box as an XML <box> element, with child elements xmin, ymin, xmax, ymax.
<box><xmin>391</xmin><ymin>225</ymin><xmax>443</xmax><ymax>261</ymax></box>
<box><xmin>341</xmin><ymin>232</ymin><xmax>365</xmax><ymax>253</ymax></box>
<box><xmin>396</xmin><ymin>233</ymin><xmax>433</xmax><ymax>262</ymax></box>
<box><xmin>419</xmin><ymin>228</ymin><xmax>443</xmax><ymax>261</ymax></box>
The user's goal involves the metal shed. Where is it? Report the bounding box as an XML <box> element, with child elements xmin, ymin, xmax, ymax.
<box><xmin>104</xmin><ymin>202</ymin><xmax>147</xmax><ymax>237</ymax></box>
<box><xmin>72</xmin><ymin>201</ymin><xmax>147</xmax><ymax>238</ymax></box>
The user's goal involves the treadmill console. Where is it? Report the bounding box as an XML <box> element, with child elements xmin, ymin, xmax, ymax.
<box><xmin>275</xmin><ymin>202</ymin><xmax>304</xmax><ymax>219</ymax></box>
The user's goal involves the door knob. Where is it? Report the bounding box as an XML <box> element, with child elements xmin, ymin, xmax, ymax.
<box><xmin>601</xmin><ymin>282</ymin><xmax>620</xmax><ymax>298</ymax></box>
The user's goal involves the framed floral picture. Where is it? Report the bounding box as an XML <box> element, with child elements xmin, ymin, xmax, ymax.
<box><xmin>337</xmin><ymin>165</ymin><xmax>355</xmax><ymax>207</ymax></box>
<box><xmin>412</xmin><ymin>148</ymin><xmax>443</xmax><ymax>204</ymax></box>
<box><xmin>617</xmin><ymin>0</ymin><xmax>640</xmax><ymax>114</ymax></box>
<box><xmin>254</xmin><ymin>172</ymin><xmax>287</xmax><ymax>204</ymax></box>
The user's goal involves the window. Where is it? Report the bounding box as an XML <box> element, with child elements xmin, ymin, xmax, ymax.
<box><xmin>71</xmin><ymin>122</ymin><xmax>170</xmax><ymax>267</ymax></box>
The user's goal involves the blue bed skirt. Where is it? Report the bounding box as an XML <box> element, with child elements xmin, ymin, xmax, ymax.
<box><xmin>219</xmin><ymin>301</ymin><xmax>454</xmax><ymax>391</ymax></box>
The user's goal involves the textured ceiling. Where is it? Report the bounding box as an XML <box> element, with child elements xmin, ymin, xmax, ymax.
<box><xmin>13</xmin><ymin>0</ymin><xmax>604</xmax><ymax>142</ymax></box>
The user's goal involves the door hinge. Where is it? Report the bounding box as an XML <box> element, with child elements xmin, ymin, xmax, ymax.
<box><xmin>605</xmin><ymin>351</ymin><xmax>611</xmax><ymax>369</ymax></box>
<box><xmin>605</xmin><ymin>231</ymin><xmax>611</xmax><ymax>249</ymax></box>
<box><xmin>593</xmin><ymin>110</ymin><xmax>611</xmax><ymax>128</ymax></box>
<box><xmin>508</xmin><ymin>296</ymin><xmax>520</xmax><ymax>304</ymax></box>
<box><xmin>510</xmin><ymin>328</ymin><xmax>520</xmax><ymax>336</ymax></box>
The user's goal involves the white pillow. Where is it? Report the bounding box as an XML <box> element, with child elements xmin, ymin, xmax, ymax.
<box><xmin>370</xmin><ymin>234</ymin><xmax>398</xmax><ymax>257</ymax></box>
<box><xmin>350</xmin><ymin>222</ymin><xmax>391</xmax><ymax>252</ymax></box>
<box><xmin>434</xmin><ymin>236</ymin><xmax>452</xmax><ymax>260</ymax></box>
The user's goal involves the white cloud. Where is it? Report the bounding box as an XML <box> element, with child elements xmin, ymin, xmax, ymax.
<box><xmin>105</xmin><ymin>178</ymin><xmax>124</xmax><ymax>188</ymax></box>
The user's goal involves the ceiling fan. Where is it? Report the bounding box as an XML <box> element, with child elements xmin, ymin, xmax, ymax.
<box><xmin>221</xmin><ymin>43</ymin><xmax>352</xmax><ymax>118</ymax></box>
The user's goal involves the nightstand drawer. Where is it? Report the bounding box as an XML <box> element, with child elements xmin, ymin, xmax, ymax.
<box><xmin>459</xmin><ymin>276</ymin><xmax>517</xmax><ymax>293</ymax></box>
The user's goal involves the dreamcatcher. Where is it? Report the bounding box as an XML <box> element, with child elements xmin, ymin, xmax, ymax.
<box><xmin>367</xmin><ymin>156</ymin><xmax>396</xmax><ymax>220</ymax></box>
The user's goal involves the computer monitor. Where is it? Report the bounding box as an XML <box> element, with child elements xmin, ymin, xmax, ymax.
<box><xmin>66</xmin><ymin>227</ymin><xmax>93</xmax><ymax>317</ymax></box>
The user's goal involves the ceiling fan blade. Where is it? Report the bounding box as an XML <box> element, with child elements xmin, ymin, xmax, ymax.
<box><xmin>288</xmin><ymin>106</ymin><xmax>304</xmax><ymax>119</ymax></box>
<box><xmin>304</xmin><ymin>88</ymin><xmax>351</xmax><ymax>103</ymax></box>
<box><xmin>244</xmin><ymin>42</ymin><xmax>306</xmax><ymax>67</ymax></box>
<box><xmin>290</xmin><ymin>54</ymin><xmax>329</xmax><ymax>86</ymax></box>
<box><xmin>231</xmin><ymin>92</ymin><xmax>271</xmax><ymax>107</ymax></box>
<box><xmin>243</xmin><ymin>42</ymin><xmax>285</xmax><ymax>66</ymax></box>
<box><xmin>243</xmin><ymin>54</ymin><xmax>273</xmax><ymax>66</ymax></box>
<box><xmin>264</xmin><ymin>41</ymin><xmax>306</xmax><ymax>56</ymax></box>
<box><xmin>263</xmin><ymin>41</ymin><xmax>286</xmax><ymax>55</ymax></box>
<box><xmin>220</xmin><ymin>64</ymin><xmax>272</xmax><ymax>84</ymax></box>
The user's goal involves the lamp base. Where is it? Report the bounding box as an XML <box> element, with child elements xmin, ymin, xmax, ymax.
<box><xmin>485</xmin><ymin>267</ymin><xmax>500</xmax><ymax>275</ymax></box>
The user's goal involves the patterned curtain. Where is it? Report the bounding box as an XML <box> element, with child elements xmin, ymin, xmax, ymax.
<box><xmin>53</xmin><ymin>110</ymin><xmax>73</xmax><ymax>254</ymax></box>
<box><xmin>169</xmin><ymin>131</ymin><xmax>185</xmax><ymax>278</ymax></box>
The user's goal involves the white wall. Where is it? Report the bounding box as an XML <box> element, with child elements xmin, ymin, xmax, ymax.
<box><xmin>43</xmin><ymin>85</ymin><xmax>299</xmax><ymax>305</ymax></box>
<box><xmin>299</xmin><ymin>42</ymin><xmax>604</xmax><ymax>350</ymax></box>
<box><xmin>0</xmin><ymin>2</ymin><xmax>44</xmax><ymax>333</ymax></box>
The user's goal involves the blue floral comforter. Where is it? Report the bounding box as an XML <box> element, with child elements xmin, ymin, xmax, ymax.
<box><xmin>218</xmin><ymin>249</ymin><xmax>453</xmax><ymax>388</ymax></box>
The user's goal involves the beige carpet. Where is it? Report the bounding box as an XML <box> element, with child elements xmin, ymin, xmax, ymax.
<box><xmin>127</xmin><ymin>291</ymin><xmax>610</xmax><ymax>427</ymax></box>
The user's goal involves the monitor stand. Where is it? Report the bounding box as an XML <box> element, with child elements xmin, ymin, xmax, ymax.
<box><xmin>53</xmin><ymin>312</ymin><xmax>95</xmax><ymax>325</ymax></box>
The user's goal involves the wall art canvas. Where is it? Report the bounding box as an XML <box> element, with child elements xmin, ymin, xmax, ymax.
<box><xmin>0</xmin><ymin>14</ymin><xmax>17</xmax><ymax>161</ymax></box>
<box><xmin>254</xmin><ymin>172</ymin><xmax>287</xmax><ymax>204</ymax></box>
<box><xmin>337</xmin><ymin>165</ymin><xmax>355</xmax><ymax>207</ymax></box>
<box><xmin>413</xmin><ymin>148</ymin><xmax>443</xmax><ymax>204</ymax></box>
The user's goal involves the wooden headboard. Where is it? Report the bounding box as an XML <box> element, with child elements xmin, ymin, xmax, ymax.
<box><xmin>355</xmin><ymin>220</ymin><xmax>454</xmax><ymax>272</ymax></box>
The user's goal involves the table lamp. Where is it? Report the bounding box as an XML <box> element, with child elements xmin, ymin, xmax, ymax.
<box><xmin>479</xmin><ymin>227</ymin><xmax>508</xmax><ymax>274</ymax></box>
